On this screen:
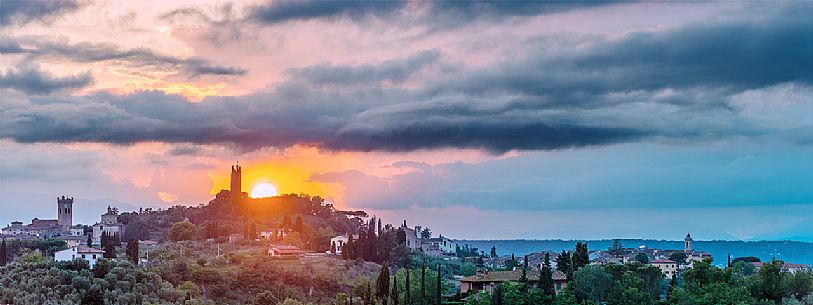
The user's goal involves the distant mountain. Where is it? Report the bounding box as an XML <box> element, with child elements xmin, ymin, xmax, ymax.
<box><xmin>756</xmin><ymin>219</ymin><xmax>813</xmax><ymax>243</ymax></box>
<box><xmin>456</xmin><ymin>239</ymin><xmax>813</xmax><ymax>266</ymax></box>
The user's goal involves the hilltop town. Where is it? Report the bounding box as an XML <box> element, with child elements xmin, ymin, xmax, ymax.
<box><xmin>2</xmin><ymin>164</ymin><xmax>811</xmax><ymax>305</ymax></box>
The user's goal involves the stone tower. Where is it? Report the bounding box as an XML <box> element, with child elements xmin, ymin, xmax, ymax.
<box><xmin>684</xmin><ymin>233</ymin><xmax>693</xmax><ymax>253</ymax></box>
<box><xmin>57</xmin><ymin>196</ymin><xmax>73</xmax><ymax>232</ymax></box>
<box><xmin>230</xmin><ymin>163</ymin><xmax>242</xmax><ymax>196</ymax></box>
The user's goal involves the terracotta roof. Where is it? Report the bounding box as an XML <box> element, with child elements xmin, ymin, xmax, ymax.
<box><xmin>77</xmin><ymin>246</ymin><xmax>105</xmax><ymax>253</ymax></box>
<box><xmin>460</xmin><ymin>270</ymin><xmax>566</xmax><ymax>283</ymax></box>
<box><xmin>651</xmin><ymin>259</ymin><xmax>675</xmax><ymax>264</ymax></box>
<box><xmin>269</xmin><ymin>245</ymin><xmax>305</xmax><ymax>255</ymax></box>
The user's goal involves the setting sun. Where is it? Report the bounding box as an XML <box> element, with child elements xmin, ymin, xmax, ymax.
<box><xmin>250</xmin><ymin>182</ymin><xmax>278</xmax><ymax>198</ymax></box>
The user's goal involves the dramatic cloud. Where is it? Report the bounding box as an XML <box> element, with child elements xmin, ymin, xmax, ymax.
<box><xmin>0</xmin><ymin>65</ymin><xmax>93</xmax><ymax>94</ymax></box>
<box><xmin>2</xmin><ymin>37</ymin><xmax>247</xmax><ymax>78</ymax></box>
<box><xmin>246</xmin><ymin>0</ymin><xmax>406</xmax><ymax>25</ymax></box>
<box><xmin>1</xmin><ymin>5</ymin><xmax>811</xmax><ymax>152</ymax></box>
<box><xmin>287</xmin><ymin>49</ymin><xmax>441</xmax><ymax>86</ymax></box>
<box><xmin>0</xmin><ymin>0</ymin><xmax>83</xmax><ymax>25</ymax></box>
<box><xmin>242</xmin><ymin>0</ymin><xmax>628</xmax><ymax>29</ymax></box>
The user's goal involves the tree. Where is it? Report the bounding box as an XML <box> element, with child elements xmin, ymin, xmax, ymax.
<box><xmin>421</xmin><ymin>264</ymin><xmax>426</xmax><ymax>305</ymax></box>
<box><xmin>573</xmin><ymin>265</ymin><xmax>612</xmax><ymax>303</ymax></box>
<box><xmin>491</xmin><ymin>282</ymin><xmax>504</xmax><ymax>305</ymax></box>
<box><xmin>126</xmin><ymin>238</ymin><xmax>139</xmax><ymax>263</ymax></box>
<box><xmin>0</xmin><ymin>239</ymin><xmax>6</xmax><ymax>266</ymax></box>
<box><xmin>420</xmin><ymin>227</ymin><xmax>432</xmax><ymax>239</ymax></box>
<box><xmin>168</xmin><ymin>220</ymin><xmax>198</xmax><ymax>241</ymax></box>
<box><xmin>609</xmin><ymin>239</ymin><xmax>624</xmax><ymax>255</ymax></box>
<box><xmin>555</xmin><ymin>285</ymin><xmax>577</xmax><ymax>305</ymax></box>
<box><xmin>573</xmin><ymin>243</ymin><xmax>589</xmax><ymax>270</ymax></box>
<box><xmin>436</xmin><ymin>264</ymin><xmax>442</xmax><ymax>305</ymax></box>
<box><xmin>539</xmin><ymin>252</ymin><xmax>555</xmax><ymax>297</ymax></box>
<box><xmin>520</xmin><ymin>255</ymin><xmax>529</xmax><ymax>291</ymax></box>
<box><xmin>294</xmin><ymin>217</ymin><xmax>303</xmax><ymax>232</ymax></box>
<box><xmin>376</xmin><ymin>264</ymin><xmax>390</xmax><ymax>301</ymax></box>
<box><xmin>406</xmin><ymin>269</ymin><xmax>411</xmax><ymax>305</ymax></box>
<box><xmin>556</xmin><ymin>251</ymin><xmax>572</xmax><ymax>279</ymax></box>
<box><xmin>391</xmin><ymin>271</ymin><xmax>399</xmax><ymax>305</ymax></box>
<box><xmin>86</xmin><ymin>234</ymin><xmax>92</xmax><ymax>246</ymax></box>
<box><xmin>732</xmin><ymin>256</ymin><xmax>761</xmax><ymax>264</ymax></box>
<box><xmin>754</xmin><ymin>259</ymin><xmax>787</xmax><ymax>304</ymax></box>
<box><xmin>103</xmin><ymin>234</ymin><xmax>116</xmax><ymax>259</ymax></box>
<box><xmin>669</xmin><ymin>252</ymin><xmax>687</xmax><ymax>265</ymax></box>
<box><xmin>635</xmin><ymin>252</ymin><xmax>649</xmax><ymax>264</ymax></box>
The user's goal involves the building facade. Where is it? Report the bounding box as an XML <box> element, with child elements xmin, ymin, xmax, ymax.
<box><xmin>55</xmin><ymin>245</ymin><xmax>105</xmax><ymax>268</ymax></box>
<box><xmin>92</xmin><ymin>206</ymin><xmax>124</xmax><ymax>244</ymax></box>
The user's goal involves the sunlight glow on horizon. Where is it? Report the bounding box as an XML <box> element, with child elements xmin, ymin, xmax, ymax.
<box><xmin>250</xmin><ymin>182</ymin><xmax>278</xmax><ymax>198</ymax></box>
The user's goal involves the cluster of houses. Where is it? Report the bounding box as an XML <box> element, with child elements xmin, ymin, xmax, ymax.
<box><xmin>329</xmin><ymin>220</ymin><xmax>459</xmax><ymax>257</ymax></box>
<box><xmin>1</xmin><ymin>197</ymin><xmax>128</xmax><ymax>250</ymax></box>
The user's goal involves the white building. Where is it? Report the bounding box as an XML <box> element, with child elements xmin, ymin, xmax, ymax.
<box><xmin>92</xmin><ymin>206</ymin><xmax>123</xmax><ymax>244</ymax></box>
<box><xmin>650</xmin><ymin>259</ymin><xmax>678</xmax><ymax>279</ymax></box>
<box><xmin>55</xmin><ymin>245</ymin><xmax>106</xmax><ymax>268</ymax></box>
<box><xmin>69</xmin><ymin>226</ymin><xmax>85</xmax><ymax>236</ymax></box>
<box><xmin>400</xmin><ymin>221</ymin><xmax>420</xmax><ymax>249</ymax></box>
<box><xmin>329</xmin><ymin>235</ymin><xmax>359</xmax><ymax>254</ymax></box>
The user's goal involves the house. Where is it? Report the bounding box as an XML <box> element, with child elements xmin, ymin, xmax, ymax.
<box><xmin>752</xmin><ymin>262</ymin><xmax>812</xmax><ymax>274</ymax></box>
<box><xmin>650</xmin><ymin>259</ymin><xmax>678</xmax><ymax>279</ymax></box>
<box><xmin>420</xmin><ymin>235</ymin><xmax>458</xmax><ymax>255</ymax></box>
<box><xmin>400</xmin><ymin>221</ymin><xmax>420</xmax><ymax>250</ymax></box>
<box><xmin>55</xmin><ymin>245</ymin><xmax>106</xmax><ymax>268</ymax></box>
<box><xmin>260</xmin><ymin>228</ymin><xmax>290</xmax><ymax>241</ymax></box>
<box><xmin>92</xmin><ymin>206</ymin><xmax>124</xmax><ymax>244</ymax></box>
<box><xmin>268</xmin><ymin>245</ymin><xmax>305</xmax><ymax>259</ymax></box>
<box><xmin>460</xmin><ymin>269</ymin><xmax>568</xmax><ymax>295</ymax></box>
<box><xmin>329</xmin><ymin>235</ymin><xmax>359</xmax><ymax>254</ymax></box>
<box><xmin>57</xmin><ymin>235</ymin><xmax>87</xmax><ymax>248</ymax></box>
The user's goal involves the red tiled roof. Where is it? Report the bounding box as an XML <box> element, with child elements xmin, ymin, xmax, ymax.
<box><xmin>77</xmin><ymin>246</ymin><xmax>105</xmax><ymax>253</ymax></box>
<box><xmin>460</xmin><ymin>270</ymin><xmax>567</xmax><ymax>283</ymax></box>
<box><xmin>651</xmin><ymin>259</ymin><xmax>676</xmax><ymax>264</ymax></box>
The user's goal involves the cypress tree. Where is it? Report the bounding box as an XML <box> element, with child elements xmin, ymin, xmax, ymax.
<box><xmin>539</xmin><ymin>252</ymin><xmax>555</xmax><ymax>298</ymax></box>
<box><xmin>391</xmin><ymin>271</ymin><xmax>399</xmax><ymax>305</ymax></box>
<box><xmin>376</xmin><ymin>264</ymin><xmax>390</xmax><ymax>301</ymax></box>
<box><xmin>0</xmin><ymin>239</ymin><xmax>6</xmax><ymax>266</ymax></box>
<box><xmin>520</xmin><ymin>255</ymin><xmax>529</xmax><ymax>291</ymax></box>
<box><xmin>405</xmin><ymin>269</ymin><xmax>411</xmax><ymax>305</ymax></box>
<box><xmin>421</xmin><ymin>264</ymin><xmax>426</xmax><ymax>305</ymax></box>
<box><xmin>86</xmin><ymin>233</ymin><xmax>92</xmax><ymax>246</ymax></box>
<box><xmin>126</xmin><ymin>238</ymin><xmax>139</xmax><ymax>263</ymax></box>
<box><xmin>365</xmin><ymin>282</ymin><xmax>373</xmax><ymax>305</ymax></box>
<box><xmin>436</xmin><ymin>264</ymin><xmax>442</xmax><ymax>305</ymax></box>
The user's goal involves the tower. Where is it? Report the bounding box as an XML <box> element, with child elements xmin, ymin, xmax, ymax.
<box><xmin>684</xmin><ymin>233</ymin><xmax>693</xmax><ymax>253</ymax></box>
<box><xmin>230</xmin><ymin>163</ymin><xmax>242</xmax><ymax>196</ymax></box>
<box><xmin>57</xmin><ymin>196</ymin><xmax>73</xmax><ymax>232</ymax></box>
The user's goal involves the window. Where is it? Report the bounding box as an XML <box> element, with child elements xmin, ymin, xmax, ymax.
<box><xmin>81</xmin><ymin>254</ymin><xmax>86</xmax><ymax>259</ymax></box>
<box><xmin>93</xmin><ymin>255</ymin><xmax>96</xmax><ymax>259</ymax></box>
<box><xmin>556</xmin><ymin>282</ymin><xmax>562</xmax><ymax>290</ymax></box>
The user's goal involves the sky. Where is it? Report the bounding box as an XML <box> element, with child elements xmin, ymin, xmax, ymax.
<box><xmin>1</xmin><ymin>0</ymin><xmax>811</xmax><ymax>242</ymax></box>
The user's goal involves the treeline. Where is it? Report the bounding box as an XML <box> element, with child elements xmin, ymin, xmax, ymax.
<box><xmin>459</xmin><ymin>243</ymin><xmax>813</xmax><ymax>305</ymax></box>
<box><xmin>0</xmin><ymin>253</ymin><xmax>193</xmax><ymax>305</ymax></box>
<box><xmin>339</xmin><ymin>216</ymin><xmax>412</xmax><ymax>267</ymax></box>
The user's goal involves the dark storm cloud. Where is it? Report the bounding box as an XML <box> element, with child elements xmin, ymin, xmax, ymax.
<box><xmin>287</xmin><ymin>50</ymin><xmax>441</xmax><ymax>86</ymax></box>
<box><xmin>2</xmin><ymin>37</ymin><xmax>247</xmax><ymax>77</ymax></box>
<box><xmin>242</xmin><ymin>0</ymin><xmax>627</xmax><ymax>28</ymax></box>
<box><xmin>1</xmin><ymin>4</ymin><xmax>810</xmax><ymax>152</ymax></box>
<box><xmin>0</xmin><ymin>0</ymin><xmax>83</xmax><ymax>25</ymax></box>
<box><xmin>246</xmin><ymin>0</ymin><xmax>406</xmax><ymax>24</ymax></box>
<box><xmin>0</xmin><ymin>66</ymin><xmax>92</xmax><ymax>94</ymax></box>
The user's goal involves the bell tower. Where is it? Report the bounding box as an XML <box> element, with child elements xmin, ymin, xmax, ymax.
<box><xmin>57</xmin><ymin>196</ymin><xmax>73</xmax><ymax>232</ymax></box>
<box><xmin>230</xmin><ymin>163</ymin><xmax>242</xmax><ymax>197</ymax></box>
<box><xmin>684</xmin><ymin>233</ymin><xmax>693</xmax><ymax>253</ymax></box>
